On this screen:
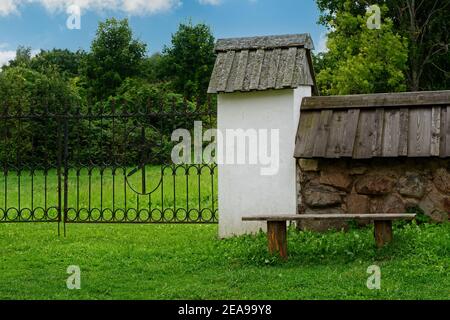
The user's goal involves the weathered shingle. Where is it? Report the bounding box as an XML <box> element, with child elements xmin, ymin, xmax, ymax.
<box><xmin>214</xmin><ymin>34</ymin><xmax>315</xmax><ymax>52</ymax></box>
<box><xmin>208</xmin><ymin>34</ymin><xmax>316</xmax><ymax>94</ymax></box>
<box><xmin>294</xmin><ymin>91</ymin><xmax>450</xmax><ymax>159</ymax></box>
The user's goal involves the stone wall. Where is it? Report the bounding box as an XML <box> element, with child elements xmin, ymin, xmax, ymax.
<box><xmin>297</xmin><ymin>158</ymin><xmax>450</xmax><ymax>231</ymax></box>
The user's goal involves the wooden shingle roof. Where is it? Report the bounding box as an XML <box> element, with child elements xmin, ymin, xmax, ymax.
<box><xmin>294</xmin><ymin>91</ymin><xmax>450</xmax><ymax>159</ymax></box>
<box><xmin>208</xmin><ymin>34</ymin><xmax>316</xmax><ymax>94</ymax></box>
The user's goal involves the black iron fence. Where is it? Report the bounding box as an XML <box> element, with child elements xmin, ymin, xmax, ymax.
<box><xmin>0</xmin><ymin>99</ymin><xmax>218</xmax><ymax>233</ymax></box>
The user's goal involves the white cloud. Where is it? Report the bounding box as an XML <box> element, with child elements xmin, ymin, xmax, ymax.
<box><xmin>121</xmin><ymin>0</ymin><xmax>181</xmax><ymax>15</ymax></box>
<box><xmin>0</xmin><ymin>49</ymin><xmax>40</xmax><ymax>67</ymax></box>
<box><xmin>0</xmin><ymin>50</ymin><xmax>16</xmax><ymax>67</ymax></box>
<box><xmin>198</xmin><ymin>0</ymin><xmax>221</xmax><ymax>5</ymax></box>
<box><xmin>0</xmin><ymin>0</ymin><xmax>182</xmax><ymax>16</ymax></box>
<box><xmin>197</xmin><ymin>0</ymin><xmax>255</xmax><ymax>5</ymax></box>
<box><xmin>0</xmin><ymin>0</ymin><xmax>19</xmax><ymax>16</ymax></box>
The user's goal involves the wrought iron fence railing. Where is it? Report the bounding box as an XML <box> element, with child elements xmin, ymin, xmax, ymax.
<box><xmin>0</xmin><ymin>98</ymin><xmax>218</xmax><ymax>234</ymax></box>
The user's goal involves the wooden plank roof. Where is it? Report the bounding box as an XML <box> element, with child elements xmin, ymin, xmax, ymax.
<box><xmin>208</xmin><ymin>34</ymin><xmax>316</xmax><ymax>94</ymax></box>
<box><xmin>294</xmin><ymin>91</ymin><xmax>450</xmax><ymax>159</ymax></box>
<box><xmin>214</xmin><ymin>34</ymin><xmax>315</xmax><ymax>52</ymax></box>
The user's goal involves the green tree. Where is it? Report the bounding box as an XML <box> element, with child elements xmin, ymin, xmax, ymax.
<box><xmin>141</xmin><ymin>53</ymin><xmax>165</xmax><ymax>84</ymax></box>
<box><xmin>0</xmin><ymin>66</ymin><xmax>80</xmax><ymax>113</ymax></box>
<box><xmin>389</xmin><ymin>0</ymin><xmax>450</xmax><ymax>91</ymax></box>
<box><xmin>2</xmin><ymin>46</ymin><xmax>32</xmax><ymax>70</ymax></box>
<box><xmin>161</xmin><ymin>22</ymin><xmax>216</xmax><ymax>103</ymax></box>
<box><xmin>83</xmin><ymin>18</ymin><xmax>147</xmax><ymax>101</ymax></box>
<box><xmin>315</xmin><ymin>0</ymin><xmax>450</xmax><ymax>91</ymax></box>
<box><xmin>315</xmin><ymin>6</ymin><xmax>408</xmax><ymax>95</ymax></box>
<box><xmin>92</xmin><ymin>78</ymin><xmax>198</xmax><ymax>164</ymax></box>
<box><xmin>0</xmin><ymin>66</ymin><xmax>81</xmax><ymax>165</ymax></box>
<box><xmin>30</xmin><ymin>49</ymin><xmax>86</xmax><ymax>78</ymax></box>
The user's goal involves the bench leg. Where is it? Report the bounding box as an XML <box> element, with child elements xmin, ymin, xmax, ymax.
<box><xmin>267</xmin><ymin>221</ymin><xmax>287</xmax><ymax>259</ymax></box>
<box><xmin>374</xmin><ymin>220</ymin><xmax>393</xmax><ymax>248</ymax></box>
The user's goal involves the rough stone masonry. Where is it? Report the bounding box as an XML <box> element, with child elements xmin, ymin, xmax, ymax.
<box><xmin>297</xmin><ymin>158</ymin><xmax>450</xmax><ymax>231</ymax></box>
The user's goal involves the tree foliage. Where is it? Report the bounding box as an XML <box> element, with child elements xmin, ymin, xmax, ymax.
<box><xmin>30</xmin><ymin>49</ymin><xmax>86</xmax><ymax>79</ymax></box>
<box><xmin>0</xmin><ymin>66</ymin><xmax>80</xmax><ymax>165</ymax></box>
<box><xmin>315</xmin><ymin>5</ymin><xmax>409</xmax><ymax>95</ymax></box>
<box><xmin>0</xmin><ymin>66</ymin><xmax>79</xmax><ymax>112</ymax></box>
<box><xmin>83</xmin><ymin>18</ymin><xmax>147</xmax><ymax>100</ymax></box>
<box><xmin>160</xmin><ymin>22</ymin><xmax>216</xmax><ymax>103</ymax></box>
<box><xmin>315</xmin><ymin>0</ymin><xmax>450</xmax><ymax>91</ymax></box>
<box><xmin>141</xmin><ymin>53</ymin><xmax>165</xmax><ymax>84</ymax></box>
<box><xmin>0</xmin><ymin>18</ymin><xmax>218</xmax><ymax>166</ymax></box>
<box><xmin>2</xmin><ymin>46</ymin><xmax>33</xmax><ymax>70</ymax></box>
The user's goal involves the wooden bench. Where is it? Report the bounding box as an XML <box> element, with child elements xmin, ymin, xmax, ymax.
<box><xmin>242</xmin><ymin>214</ymin><xmax>416</xmax><ymax>259</ymax></box>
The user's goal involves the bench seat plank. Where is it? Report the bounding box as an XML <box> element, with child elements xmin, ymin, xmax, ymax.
<box><xmin>242</xmin><ymin>213</ymin><xmax>416</xmax><ymax>222</ymax></box>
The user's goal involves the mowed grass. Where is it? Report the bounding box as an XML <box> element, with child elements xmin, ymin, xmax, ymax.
<box><xmin>0</xmin><ymin>168</ymin><xmax>448</xmax><ymax>300</ymax></box>
<box><xmin>0</xmin><ymin>222</ymin><xmax>449</xmax><ymax>300</ymax></box>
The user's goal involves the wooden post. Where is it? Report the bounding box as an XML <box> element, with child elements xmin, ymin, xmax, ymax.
<box><xmin>267</xmin><ymin>221</ymin><xmax>287</xmax><ymax>259</ymax></box>
<box><xmin>374</xmin><ymin>220</ymin><xmax>393</xmax><ymax>248</ymax></box>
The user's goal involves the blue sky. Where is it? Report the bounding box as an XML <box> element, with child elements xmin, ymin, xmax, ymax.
<box><xmin>0</xmin><ymin>0</ymin><xmax>327</xmax><ymax>65</ymax></box>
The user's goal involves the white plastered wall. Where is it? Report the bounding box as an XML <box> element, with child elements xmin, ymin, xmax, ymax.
<box><xmin>217</xmin><ymin>86</ymin><xmax>312</xmax><ymax>238</ymax></box>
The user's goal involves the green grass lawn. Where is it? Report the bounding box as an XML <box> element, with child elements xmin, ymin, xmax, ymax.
<box><xmin>0</xmin><ymin>222</ymin><xmax>448</xmax><ymax>300</ymax></box>
<box><xmin>0</xmin><ymin>167</ymin><xmax>448</xmax><ymax>300</ymax></box>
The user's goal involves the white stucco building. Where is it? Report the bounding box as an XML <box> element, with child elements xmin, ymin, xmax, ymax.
<box><xmin>207</xmin><ymin>34</ymin><xmax>317</xmax><ymax>238</ymax></box>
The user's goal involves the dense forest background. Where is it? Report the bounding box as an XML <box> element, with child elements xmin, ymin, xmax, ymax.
<box><xmin>0</xmin><ymin>19</ymin><xmax>216</xmax><ymax>166</ymax></box>
<box><xmin>314</xmin><ymin>0</ymin><xmax>449</xmax><ymax>94</ymax></box>
<box><xmin>0</xmin><ymin>0</ymin><xmax>448</xmax><ymax>166</ymax></box>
